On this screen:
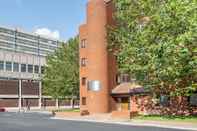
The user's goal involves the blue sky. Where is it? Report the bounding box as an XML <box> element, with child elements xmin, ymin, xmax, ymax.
<box><xmin>0</xmin><ymin>0</ymin><xmax>87</xmax><ymax>41</ymax></box>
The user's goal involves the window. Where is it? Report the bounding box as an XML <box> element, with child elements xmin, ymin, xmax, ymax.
<box><xmin>81</xmin><ymin>39</ymin><xmax>87</xmax><ymax>48</ymax></box>
<box><xmin>81</xmin><ymin>77</ymin><xmax>87</xmax><ymax>86</ymax></box>
<box><xmin>88</xmin><ymin>80</ymin><xmax>101</xmax><ymax>91</ymax></box>
<box><xmin>0</xmin><ymin>61</ymin><xmax>4</xmax><ymax>70</ymax></box>
<box><xmin>28</xmin><ymin>64</ymin><xmax>33</xmax><ymax>73</ymax></box>
<box><xmin>5</xmin><ymin>62</ymin><xmax>12</xmax><ymax>71</ymax></box>
<box><xmin>160</xmin><ymin>95</ymin><xmax>169</xmax><ymax>106</ymax></box>
<box><xmin>116</xmin><ymin>74</ymin><xmax>121</xmax><ymax>84</ymax></box>
<box><xmin>34</xmin><ymin>65</ymin><xmax>39</xmax><ymax>74</ymax></box>
<box><xmin>41</xmin><ymin>66</ymin><xmax>45</xmax><ymax>74</ymax></box>
<box><xmin>82</xmin><ymin>97</ymin><xmax>86</xmax><ymax>105</ymax></box>
<box><xmin>13</xmin><ymin>62</ymin><xmax>19</xmax><ymax>72</ymax></box>
<box><xmin>120</xmin><ymin>74</ymin><xmax>130</xmax><ymax>83</ymax></box>
<box><xmin>81</xmin><ymin>58</ymin><xmax>87</xmax><ymax>67</ymax></box>
<box><xmin>189</xmin><ymin>94</ymin><xmax>197</xmax><ymax>106</ymax></box>
<box><xmin>21</xmin><ymin>64</ymin><xmax>26</xmax><ymax>72</ymax></box>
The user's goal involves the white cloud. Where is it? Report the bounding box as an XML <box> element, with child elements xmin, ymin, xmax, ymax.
<box><xmin>34</xmin><ymin>28</ymin><xmax>60</xmax><ymax>40</ymax></box>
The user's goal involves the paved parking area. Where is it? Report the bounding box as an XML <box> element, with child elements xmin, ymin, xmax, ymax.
<box><xmin>0</xmin><ymin>112</ymin><xmax>190</xmax><ymax>131</ymax></box>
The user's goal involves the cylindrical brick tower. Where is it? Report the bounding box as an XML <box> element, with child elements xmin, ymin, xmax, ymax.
<box><xmin>79</xmin><ymin>0</ymin><xmax>116</xmax><ymax>115</ymax></box>
<box><xmin>86</xmin><ymin>0</ymin><xmax>109</xmax><ymax>114</ymax></box>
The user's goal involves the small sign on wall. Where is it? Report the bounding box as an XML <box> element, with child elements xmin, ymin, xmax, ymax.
<box><xmin>88</xmin><ymin>80</ymin><xmax>101</xmax><ymax>91</ymax></box>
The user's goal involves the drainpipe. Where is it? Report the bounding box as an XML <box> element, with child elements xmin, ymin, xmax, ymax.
<box><xmin>38</xmin><ymin>81</ymin><xmax>42</xmax><ymax>109</ymax></box>
<box><xmin>18</xmin><ymin>79</ymin><xmax>22</xmax><ymax>112</ymax></box>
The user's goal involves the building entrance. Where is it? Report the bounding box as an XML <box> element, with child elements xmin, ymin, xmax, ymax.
<box><xmin>117</xmin><ymin>97</ymin><xmax>130</xmax><ymax>111</ymax></box>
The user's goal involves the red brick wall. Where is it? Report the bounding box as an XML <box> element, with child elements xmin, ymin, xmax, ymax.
<box><xmin>135</xmin><ymin>95</ymin><xmax>197</xmax><ymax>116</ymax></box>
<box><xmin>0</xmin><ymin>80</ymin><xmax>18</xmax><ymax>95</ymax></box>
<box><xmin>111</xmin><ymin>110</ymin><xmax>131</xmax><ymax>119</ymax></box>
<box><xmin>58</xmin><ymin>99</ymin><xmax>70</xmax><ymax>106</ymax></box>
<box><xmin>106</xmin><ymin>0</ymin><xmax>118</xmax><ymax>112</ymax></box>
<box><xmin>79</xmin><ymin>24</ymin><xmax>88</xmax><ymax>112</ymax></box>
<box><xmin>79</xmin><ymin>0</ymin><xmax>116</xmax><ymax>115</ymax></box>
<box><xmin>21</xmin><ymin>98</ymin><xmax>39</xmax><ymax>107</ymax></box>
<box><xmin>0</xmin><ymin>99</ymin><xmax>18</xmax><ymax>107</ymax></box>
<box><xmin>22</xmin><ymin>81</ymin><xmax>39</xmax><ymax>95</ymax></box>
<box><xmin>42</xmin><ymin>99</ymin><xmax>56</xmax><ymax>107</ymax></box>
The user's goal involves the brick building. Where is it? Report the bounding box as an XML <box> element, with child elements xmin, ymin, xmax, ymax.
<box><xmin>79</xmin><ymin>0</ymin><xmax>117</xmax><ymax>115</ymax></box>
<box><xmin>79</xmin><ymin>0</ymin><xmax>197</xmax><ymax>118</ymax></box>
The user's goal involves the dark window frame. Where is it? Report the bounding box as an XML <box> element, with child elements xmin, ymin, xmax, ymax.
<box><xmin>160</xmin><ymin>95</ymin><xmax>170</xmax><ymax>107</ymax></box>
<box><xmin>81</xmin><ymin>39</ymin><xmax>87</xmax><ymax>48</ymax></box>
<box><xmin>41</xmin><ymin>66</ymin><xmax>45</xmax><ymax>74</ymax></box>
<box><xmin>189</xmin><ymin>94</ymin><xmax>197</xmax><ymax>106</ymax></box>
<box><xmin>116</xmin><ymin>74</ymin><xmax>121</xmax><ymax>84</ymax></box>
<box><xmin>120</xmin><ymin>74</ymin><xmax>130</xmax><ymax>83</ymax></box>
<box><xmin>5</xmin><ymin>61</ymin><xmax>12</xmax><ymax>71</ymax></box>
<box><xmin>28</xmin><ymin>64</ymin><xmax>33</xmax><ymax>73</ymax></box>
<box><xmin>81</xmin><ymin>77</ymin><xmax>87</xmax><ymax>86</ymax></box>
<box><xmin>13</xmin><ymin>62</ymin><xmax>19</xmax><ymax>72</ymax></box>
<box><xmin>82</xmin><ymin>97</ymin><xmax>86</xmax><ymax>105</ymax></box>
<box><xmin>34</xmin><ymin>65</ymin><xmax>39</xmax><ymax>74</ymax></box>
<box><xmin>0</xmin><ymin>61</ymin><xmax>4</xmax><ymax>70</ymax></box>
<box><xmin>81</xmin><ymin>58</ymin><xmax>87</xmax><ymax>67</ymax></box>
<box><xmin>21</xmin><ymin>64</ymin><xmax>27</xmax><ymax>73</ymax></box>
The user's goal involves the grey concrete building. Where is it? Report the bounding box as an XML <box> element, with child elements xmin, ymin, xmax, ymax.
<box><xmin>0</xmin><ymin>26</ymin><xmax>61</xmax><ymax>110</ymax></box>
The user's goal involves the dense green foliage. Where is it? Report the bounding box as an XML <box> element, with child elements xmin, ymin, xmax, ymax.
<box><xmin>43</xmin><ymin>37</ymin><xmax>79</xmax><ymax>99</ymax></box>
<box><xmin>108</xmin><ymin>0</ymin><xmax>197</xmax><ymax>96</ymax></box>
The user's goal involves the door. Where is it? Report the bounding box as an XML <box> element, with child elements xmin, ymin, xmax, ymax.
<box><xmin>121</xmin><ymin>97</ymin><xmax>129</xmax><ymax>111</ymax></box>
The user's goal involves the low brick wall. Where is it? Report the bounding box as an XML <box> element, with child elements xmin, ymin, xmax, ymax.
<box><xmin>0</xmin><ymin>99</ymin><xmax>18</xmax><ymax>107</ymax></box>
<box><xmin>42</xmin><ymin>99</ymin><xmax>56</xmax><ymax>107</ymax></box>
<box><xmin>55</xmin><ymin>112</ymin><xmax>80</xmax><ymax>118</ymax></box>
<box><xmin>21</xmin><ymin>99</ymin><xmax>39</xmax><ymax>107</ymax></box>
<box><xmin>136</xmin><ymin>96</ymin><xmax>197</xmax><ymax>116</ymax></box>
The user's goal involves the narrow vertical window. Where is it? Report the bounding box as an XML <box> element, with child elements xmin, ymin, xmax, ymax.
<box><xmin>121</xmin><ymin>74</ymin><xmax>130</xmax><ymax>83</ymax></box>
<box><xmin>13</xmin><ymin>62</ymin><xmax>19</xmax><ymax>72</ymax></box>
<box><xmin>28</xmin><ymin>64</ymin><xmax>33</xmax><ymax>73</ymax></box>
<box><xmin>6</xmin><ymin>61</ymin><xmax>12</xmax><ymax>71</ymax></box>
<box><xmin>21</xmin><ymin>64</ymin><xmax>26</xmax><ymax>72</ymax></box>
<box><xmin>81</xmin><ymin>58</ymin><xmax>87</xmax><ymax>67</ymax></box>
<box><xmin>41</xmin><ymin>66</ymin><xmax>45</xmax><ymax>74</ymax></box>
<box><xmin>116</xmin><ymin>74</ymin><xmax>120</xmax><ymax>84</ymax></box>
<box><xmin>81</xmin><ymin>39</ymin><xmax>87</xmax><ymax>48</ymax></box>
<box><xmin>34</xmin><ymin>65</ymin><xmax>39</xmax><ymax>74</ymax></box>
<box><xmin>81</xmin><ymin>77</ymin><xmax>87</xmax><ymax>86</ymax></box>
<box><xmin>82</xmin><ymin>97</ymin><xmax>86</xmax><ymax>105</ymax></box>
<box><xmin>0</xmin><ymin>61</ymin><xmax>4</xmax><ymax>70</ymax></box>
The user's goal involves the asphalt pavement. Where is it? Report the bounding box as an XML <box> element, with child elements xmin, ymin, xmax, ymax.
<box><xmin>0</xmin><ymin>112</ymin><xmax>190</xmax><ymax>131</ymax></box>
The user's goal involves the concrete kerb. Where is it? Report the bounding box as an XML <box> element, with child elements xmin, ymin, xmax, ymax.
<box><xmin>6</xmin><ymin>109</ymin><xmax>52</xmax><ymax>116</ymax></box>
<box><xmin>51</xmin><ymin>117</ymin><xmax>197</xmax><ymax>131</ymax></box>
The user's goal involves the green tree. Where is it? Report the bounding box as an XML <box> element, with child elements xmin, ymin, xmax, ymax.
<box><xmin>108</xmin><ymin>0</ymin><xmax>197</xmax><ymax>96</ymax></box>
<box><xmin>43</xmin><ymin>37</ymin><xmax>79</xmax><ymax>107</ymax></box>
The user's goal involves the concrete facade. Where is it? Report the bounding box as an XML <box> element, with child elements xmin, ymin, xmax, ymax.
<box><xmin>0</xmin><ymin>26</ymin><xmax>61</xmax><ymax>109</ymax></box>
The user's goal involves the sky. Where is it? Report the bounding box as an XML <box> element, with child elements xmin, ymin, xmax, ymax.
<box><xmin>0</xmin><ymin>0</ymin><xmax>87</xmax><ymax>41</ymax></box>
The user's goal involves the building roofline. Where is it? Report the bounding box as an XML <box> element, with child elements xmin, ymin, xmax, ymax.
<box><xmin>0</xmin><ymin>25</ymin><xmax>65</xmax><ymax>42</ymax></box>
<box><xmin>104</xmin><ymin>0</ymin><xmax>112</xmax><ymax>3</ymax></box>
